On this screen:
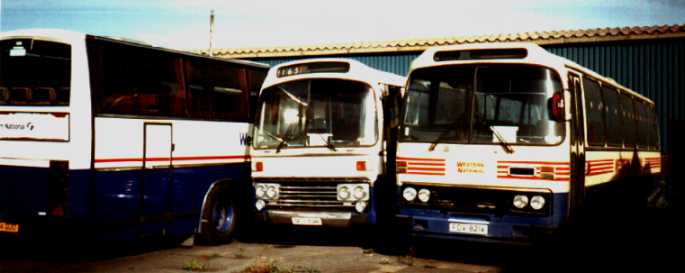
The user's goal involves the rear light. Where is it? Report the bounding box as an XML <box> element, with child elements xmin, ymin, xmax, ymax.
<box><xmin>396</xmin><ymin>160</ymin><xmax>407</xmax><ymax>174</ymax></box>
<box><xmin>356</xmin><ymin>161</ymin><xmax>367</xmax><ymax>171</ymax></box>
<box><xmin>254</xmin><ymin>161</ymin><xmax>263</xmax><ymax>172</ymax></box>
<box><xmin>48</xmin><ymin>160</ymin><xmax>69</xmax><ymax>217</ymax></box>
<box><xmin>548</xmin><ymin>92</ymin><xmax>564</xmax><ymax>121</ymax></box>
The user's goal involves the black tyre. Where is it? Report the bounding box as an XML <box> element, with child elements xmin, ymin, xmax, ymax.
<box><xmin>198</xmin><ymin>185</ymin><xmax>238</xmax><ymax>245</ymax></box>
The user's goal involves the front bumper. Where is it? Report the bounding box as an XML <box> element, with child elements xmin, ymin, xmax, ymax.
<box><xmin>397</xmin><ymin>208</ymin><xmax>561</xmax><ymax>244</ymax></box>
<box><xmin>256</xmin><ymin>209</ymin><xmax>371</xmax><ymax>227</ymax></box>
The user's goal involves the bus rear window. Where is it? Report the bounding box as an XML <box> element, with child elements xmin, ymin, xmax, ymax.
<box><xmin>0</xmin><ymin>39</ymin><xmax>71</xmax><ymax>106</ymax></box>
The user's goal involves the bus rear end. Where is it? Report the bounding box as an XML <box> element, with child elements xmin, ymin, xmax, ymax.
<box><xmin>0</xmin><ymin>30</ymin><xmax>91</xmax><ymax>240</ymax></box>
<box><xmin>397</xmin><ymin>44</ymin><xmax>571</xmax><ymax>243</ymax></box>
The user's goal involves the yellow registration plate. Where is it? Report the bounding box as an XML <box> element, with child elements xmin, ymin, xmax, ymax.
<box><xmin>0</xmin><ymin>221</ymin><xmax>20</xmax><ymax>233</ymax></box>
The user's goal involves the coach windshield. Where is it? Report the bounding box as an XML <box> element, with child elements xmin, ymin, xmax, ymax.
<box><xmin>254</xmin><ymin>79</ymin><xmax>377</xmax><ymax>150</ymax></box>
<box><xmin>402</xmin><ymin>64</ymin><xmax>564</xmax><ymax>146</ymax></box>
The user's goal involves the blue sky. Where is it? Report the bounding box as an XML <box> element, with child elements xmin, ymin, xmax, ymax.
<box><xmin>2</xmin><ymin>0</ymin><xmax>684</xmax><ymax>50</ymax></box>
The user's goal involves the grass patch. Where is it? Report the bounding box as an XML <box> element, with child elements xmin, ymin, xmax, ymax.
<box><xmin>183</xmin><ymin>259</ymin><xmax>208</xmax><ymax>272</ymax></box>
<box><xmin>235</xmin><ymin>258</ymin><xmax>320</xmax><ymax>273</ymax></box>
<box><xmin>182</xmin><ymin>253</ymin><xmax>223</xmax><ymax>271</ymax></box>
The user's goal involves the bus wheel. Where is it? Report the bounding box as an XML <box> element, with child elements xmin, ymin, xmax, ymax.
<box><xmin>199</xmin><ymin>186</ymin><xmax>238</xmax><ymax>245</ymax></box>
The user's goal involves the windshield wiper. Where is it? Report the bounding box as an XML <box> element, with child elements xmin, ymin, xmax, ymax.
<box><xmin>325</xmin><ymin>136</ymin><xmax>337</xmax><ymax>152</ymax></box>
<box><xmin>276</xmin><ymin>86</ymin><xmax>308</xmax><ymax>107</ymax></box>
<box><xmin>428</xmin><ymin>119</ymin><xmax>465</xmax><ymax>152</ymax></box>
<box><xmin>490</xmin><ymin>126</ymin><xmax>514</xmax><ymax>154</ymax></box>
<box><xmin>428</xmin><ymin>127</ymin><xmax>458</xmax><ymax>152</ymax></box>
<box><xmin>260</xmin><ymin>130</ymin><xmax>288</xmax><ymax>153</ymax></box>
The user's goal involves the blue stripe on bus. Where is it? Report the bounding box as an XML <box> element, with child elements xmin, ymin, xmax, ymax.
<box><xmin>0</xmin><ymin>163</ymin><xmax>250</xmax><ymax>241</ymax></box>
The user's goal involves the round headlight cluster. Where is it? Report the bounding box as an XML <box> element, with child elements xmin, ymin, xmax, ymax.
<box><xmin>255</xmin><ymin>183</ymin><xmax>279</xmax><ymax>200</ymax></box>
<box><xmin>530</xmin><ymin>195</ymin><xmax>546</xmax><ymax>210</ymax></box>
<box><xmin>512</xmin><ymin>194</ymin><xmax>546</xmax><ymax>210</ymax></box>
<box><xmin>338</xmin><ymin>186</ymin><xmax>351</xmax><ymax>200</ymax></box>
<box><xmin>337</xmin><ymin>184</ymin><xmax>369</xmax><ymax>201</ymax></box>
<box><xmin>513</xmin><ymin>195</ymin><xmax>529</xmax><ymax>209</ymax></box>
<box><xmin>418</xmin><ymin>189</ymin><xmax>431</xmax><ymax>203</ymax></box>
<box><xmin>403</xmin><ymin>187</ymin><xmax>431</xmax><ymax>203</ymax></box>
<box><xmin>255</xmin><ymin>184</ymin><xmax>266</xmax><ymax>198</ymax></box>
<box><xmin>402</xmin><ymin>187</ymin><xmax>417</xmax><ymax>202</ymax></box>
<box><xmin>353</xmin><ymin>185</ymin><xmax>366</xmax><ymax>200</ymax></box>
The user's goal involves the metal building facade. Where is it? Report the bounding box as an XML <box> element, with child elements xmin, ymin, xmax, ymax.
<box><xmin>248</xmin><ymin>38</ymin><xmax>685</xmax><ymax>153</ymax></box>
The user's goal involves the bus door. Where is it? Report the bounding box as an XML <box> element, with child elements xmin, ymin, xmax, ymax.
<box><xmin>568</xmin><ymin>73</ymin><xmax>586</xmax><ymax>221</ymax></box>
<box><xmin>142</xmin><ymin>123</ymin><xmax>173</xmax><ymax>237</ymax></box>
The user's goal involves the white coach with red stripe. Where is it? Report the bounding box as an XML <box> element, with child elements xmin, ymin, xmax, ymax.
<box><xmin>396</xmin><ymin>42</ymin><xmax>662</xmax><ymax>244</ymax></box>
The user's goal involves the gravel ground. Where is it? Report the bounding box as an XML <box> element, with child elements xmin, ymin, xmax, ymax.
<box><xmin>1</xmin><ymin>209</ymin><xmax>682</xmax><ymax>273</ymax></box>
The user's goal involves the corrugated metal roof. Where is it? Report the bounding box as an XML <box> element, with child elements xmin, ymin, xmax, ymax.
<box><xmin>210</xmin><ymin>24</ymin><xmax>685</xmax><ymax>58</ymax></box>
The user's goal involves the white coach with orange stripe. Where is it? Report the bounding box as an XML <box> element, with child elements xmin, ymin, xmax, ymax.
<box><xmin>396</xmin><ymin>42</ymin><xmax>662</xmax><ymax>243</ymax></box>
<box><xmin>251</xmin><ymin>59</ymin><xmax>405</xmax><ymax>227</ymax></box>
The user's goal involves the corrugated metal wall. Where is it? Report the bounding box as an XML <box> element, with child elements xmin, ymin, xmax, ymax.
<box><xmin>249</xmin><ymin>38</ymin><xmax>685</xmax><ymax>153</ymax></box>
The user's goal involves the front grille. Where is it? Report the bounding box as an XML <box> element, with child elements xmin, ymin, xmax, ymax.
<box><xmin>278</xmin><ymin>184</ymin><xmax>339</xmax><ymax>207</ymax></box>
<box><xmin>255</xmin><ymin>178</ymin><xmax>369</xmax><ymax>210</ymax></box>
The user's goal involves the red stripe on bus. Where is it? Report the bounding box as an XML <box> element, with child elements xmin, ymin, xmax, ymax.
<box><xmin>497</xmin><ymin>161</ymin><xmax>569</xmax><ymax>165</ymax></box>
<box><xmin>408</xmin><ymin>162</ymin><xmax>445</xmax><ymax>166</ymax></box>
<box><xmin>590</xmin><ymin>162</ymin><xmax>613</xmax><ymax>166</ymax></box>
<box><xmin>95</xmin><ymin>155</ymin><xmax>249</xmax><ymax>163</ymax></box>
<box><xmin>407</xmin><ymin>167</ymin><xmax>445</xmax><ymax>171</ymax></box>
<box><xmin>397</xmin><ymin>157</ymin><xmax>445</xmax><ymax>161</ymax></box>
<box><xmin>497</xmin><ymin>176</ymin><xmax>569</xmax><ymax>182</ymax></box>
<box><xmin>588</xmin><ymin>170</ymin><xmax>614</xmax><ymax>176</ymax></box>
<box><xmin>589</xmin><ymin>165</ymin><xmax>614</xmax><ymax>169</ymax></box>
<box><xmin>405</xmin><ymin>171</ymin><xmax>445</xmax><ymax>176</ymax></box>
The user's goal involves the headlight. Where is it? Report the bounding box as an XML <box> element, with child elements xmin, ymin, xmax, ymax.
<box><xmin>417</xmin><ymin>189</ymin><xmax>431</xmax><ymax>203</ymax></box>
<box><xmin>355</xmin><ymin>201</ymin><xmax>367</xmax><ymax>213</ymax></box>
<box><xmin>265</xmin><ymin>185</ymin><xmax>279</xmax><ymax>199</ymax></box>
<box><xmin>530</xmin><ymin>195</ymin><xmax>546</xmax><ymax>210</ymax></box>
<box><xmin>353</xmin><ymin>185</ymin><xmax>366</xmax><ymax>200</ymax></box>
<box><xmin>338</xmin><ymin>185</ymin><xmax>351</xmax><ymax>201</ymax></box>
<box><xmin>255</xmin><ymin>199</ymin><xmax>266</xmax><ymax>211</ymax></box>
<box><xmin>255</xmin><ymin>184</ymin><xmax>266</xmax><ymax>198</ymax></box>
<box><xmin>403</xmin><ymin>187</ymin><xmax>417</xmax><ymax>202</ymax></box>
<box><xmin>513</xmin><ymin>195</ymin><xmax>529</xmax><ymax>209</ymax></box>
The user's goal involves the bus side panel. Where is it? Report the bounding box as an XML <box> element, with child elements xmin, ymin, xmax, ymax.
<box><xmin>93</xmin><ymin>169</ymin><xmax>143</xmax><ymax>241</ymax></box>
<box><xmin>92</xmin><ymin>118</ymin><xmax>252</xmax><ymax>240</ymax></box>
<box><xmin>0</xmin><ymin>166</ymin><xmax>49</xmax><ymax>222</ymax></box>
<box><xmin>167</xmin><ymin>163</ymin><xmax>251</xmax><ymax>236</ymax></box>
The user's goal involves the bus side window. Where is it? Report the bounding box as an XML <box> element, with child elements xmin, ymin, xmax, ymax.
<box><xmin>90</xmin><ymin>39</ymin><xmax>185</xmax><ymax>118</ymax></box>
<box><xmin>582</xmin><ymin>78</ymin><xmax>606</xmax><ymax>147</ymax></box>
<box><xmin>620</xmin><ymin>92</ymin><xmax>636</xmax><ymax>149</ymax></box>
<box><xmin>185</xmin><ymin>57</ymin><xmax>248</xmax><ymax>122</ymax></box>
<box><xmin>648</xmin><ymin>106</ymin><xmax>659</xmax><ymax>150</ymax></box>
<box><xmin>602</xmin><ymin>85</ymin><xmax>622</xmax><ymax>148</ymax></box>
<box><xmin>635</xmin><ymin>101</ymin><xmax>649</xmax><ymax>149</ymax></box>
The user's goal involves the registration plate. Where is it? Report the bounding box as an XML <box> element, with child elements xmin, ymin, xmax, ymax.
<box><xmin>291</xmin><ymin>217</ymin><xmax>323</xmax><ymax>226</ymax></box>
<box><xmin>0</xmin><ymin>222</ymin><xmax>20</xmax><ymax>233</ymax></box>
<box><xmin>449</xmin><ymin>222</ymin><xmax>488</xmax><ymax>236</ymax></box>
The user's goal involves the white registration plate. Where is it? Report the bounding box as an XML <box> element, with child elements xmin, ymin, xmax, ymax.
<box><xmin>449</xmin><ymin>222</ymin><xmax>488</xmax><ymax>236</ymax></box>
<box><xmin>291</xmin><ymin>217</ymin><xmax>322</xmax><ymax>226</ymax></box>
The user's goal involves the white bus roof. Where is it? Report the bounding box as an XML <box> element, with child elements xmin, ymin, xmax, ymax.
<box><xmin>411</xmin><ymin>42</ymin><xmax>652</xmax><ymax>104</ymax></box>
<box><xmin>262</xmin><ymin>58</ymin><xmax>406</xmax><ymax>89</ymax></box>
<box><xmin>1</xmin><ymin>28</ymin><xmax>268</xmax><ymax>69</ymax></box>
